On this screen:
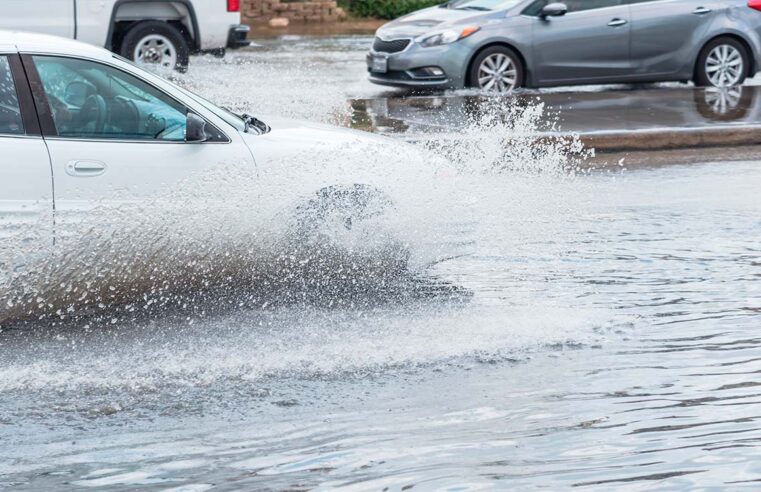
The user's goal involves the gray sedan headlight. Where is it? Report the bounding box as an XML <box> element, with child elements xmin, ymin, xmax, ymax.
<box><xmin>417</xmin><ymin>26</ymin><xmax>480</xmax><ymax>48</ymax></box>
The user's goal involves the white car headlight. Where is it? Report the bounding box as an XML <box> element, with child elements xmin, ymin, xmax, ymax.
<box><xmin>417</xmin><ymin>26</ymin><xmax>480</xmax><ymax>48</ymax></box>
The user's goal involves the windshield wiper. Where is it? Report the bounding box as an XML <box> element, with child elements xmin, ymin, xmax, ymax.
<box><xmin>223</xmin><ymin>107</ymin><xmax>272</xmax><ymax>135</ymax></box>
<box><xmin>456</xmin><ymin>5</ymin><xmax>491</xmax><ymax>11</ymax></box>
<box><xmin>237</xmin><ymin>112</ymin><xmax>250</xmax><ymax>132</ymax></box>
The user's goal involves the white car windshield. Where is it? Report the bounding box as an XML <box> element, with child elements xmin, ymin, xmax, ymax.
<box><xmin>447</xmin><ymin>0</ymin><xmax>523</xmax><ymax>11</ymax></box>
<box><xmin>110</xmin><ymin>54</ymin><xmax>249</xmax><ymax>133</ymax></box>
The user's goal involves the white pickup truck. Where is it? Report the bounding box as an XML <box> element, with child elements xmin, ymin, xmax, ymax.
<box><xmin>0</xmin><ymin>0</ymin><xmax>250</xmax><ymax>70</ymax></box>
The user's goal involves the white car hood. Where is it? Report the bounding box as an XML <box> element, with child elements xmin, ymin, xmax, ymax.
<box><xmin>241</xmin><ymin>116</ymin><xmax>398</xmax><ymax>167</ymax></box>
<box><xmin>238</xmin><ymin>115</ymin><xmax>448</xmax><ymax>186</ymax></box>
<box><xmin>255</xmin><ymin>116</ymin><xmax>391</xmax><ymax>146</ymax></box>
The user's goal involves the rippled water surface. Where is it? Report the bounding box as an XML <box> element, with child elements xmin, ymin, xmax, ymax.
<box><xmin>2</xmin><ymin>37</ymin><xmax>761</xmax><ymax>490</ymax></box>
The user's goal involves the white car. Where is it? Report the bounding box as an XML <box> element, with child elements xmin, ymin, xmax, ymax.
<box><xmin>0</xmin><ymin>31</ymin><xmax>467</xmax><ymax>317</ymax></box>
<box><xmin>0</xmin><ymin>0</ymin><xmax>250</xmax><ymax>70</ymax></box>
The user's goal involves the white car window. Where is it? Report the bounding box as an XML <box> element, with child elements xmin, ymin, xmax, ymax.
<box><xmin>33</xmin><ymin>55</ymin><xmax>189</xmax><ymax>141</ymax></box>
<box><xmin>0</xmin><ymin>56</ymin><xmax>24</xmax><ymax>135</ymax></box>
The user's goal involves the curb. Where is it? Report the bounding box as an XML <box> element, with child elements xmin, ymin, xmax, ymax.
<box><xmin>560</xmin><ymin>125</ymin><xmax>761</xmax><ymax>152</ymax></box>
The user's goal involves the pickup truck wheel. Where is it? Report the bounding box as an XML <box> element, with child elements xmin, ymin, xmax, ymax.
<box><xmin>120</xmin><ymin>21</ymin><xmax>190</xmax><ymax>71</ymax></box>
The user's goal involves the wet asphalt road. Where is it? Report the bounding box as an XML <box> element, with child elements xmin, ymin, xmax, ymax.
<box><xmin>186</xmin><ymin>35</ymin><xmax>761</xmax><ymax>156</ymax></box>
<box><xmin>1</xmin><ymin>35</ymin><xmax>761</xmax><ymax>490</ymax></box>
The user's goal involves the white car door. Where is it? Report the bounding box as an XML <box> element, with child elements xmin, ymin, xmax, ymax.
<box><xmin>0</xmin><ymin>1</ymin><xmax>75</xmax><ymax>39</ymax></box>
<box><xmin>24</xmin><ymin>54</ymin><xmax>256</xmax><ymax>247</ymax></box>
<box><xmin>0</xmin><ymin>52</ymin><xmax>54</xmax><ymax>292</ymax></box>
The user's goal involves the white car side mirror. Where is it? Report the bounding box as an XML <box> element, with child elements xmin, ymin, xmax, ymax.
<box><xmin>185</xmin><ymin>113</ymin><xmax>209</xmax><ymax>142</ymax></box>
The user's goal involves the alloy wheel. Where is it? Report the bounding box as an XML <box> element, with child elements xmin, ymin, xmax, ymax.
<box><xmin>477</xmin><ymin>53</ymin><xmax>517</xmax><ymax>93</ymax></box>
<box><xmin>133</xmin><ymin>34</ymin><xmax>178</xmax><ymax>69</ymax></box>
<box><xmin>705</xmin><ymin>44</ymin><xmax>744</xmax><ymax>87</ymax></box>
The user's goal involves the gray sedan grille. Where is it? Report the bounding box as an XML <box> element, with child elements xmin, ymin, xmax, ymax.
<box><xmin>373</xmin><ymin>38</ymin><xmax>410</xmax><ymax>54</ymax></box>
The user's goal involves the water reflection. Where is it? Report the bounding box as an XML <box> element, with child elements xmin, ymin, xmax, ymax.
<box><xmin>350</xmin><ymin>86</ymin><xmax>761</xmax><ymax>136</ymax></box>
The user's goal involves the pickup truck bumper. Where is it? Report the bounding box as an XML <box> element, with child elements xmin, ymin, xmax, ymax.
<box><xmin>227</xmin><ymin>25</ymin><xmax>251</xmax><ymax>49</ymax></box>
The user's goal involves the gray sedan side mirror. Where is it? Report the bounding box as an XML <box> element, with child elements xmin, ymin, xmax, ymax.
<box><xmin>540</xmin><ymin>2</ymin><xmax>568</xmax><ymax>18</ymax></box>
<box><xmin>185</xmin><ymin>113</ymin><xmax>209</xmax><ymax>142</ymax></box>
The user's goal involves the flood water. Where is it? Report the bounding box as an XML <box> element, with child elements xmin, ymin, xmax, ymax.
<box><xmin>2</xmin><ymin>36</ymin><xmax>761</xmax><ymax>490</ymax></box>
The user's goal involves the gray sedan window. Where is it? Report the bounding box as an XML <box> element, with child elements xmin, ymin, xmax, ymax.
<box><xmin>524</xmin><ymin>0</ymin><xmax>623</xmax><ymax>15</ymax></box>
<box><xmin>0</xmin><ymin>56</ymin><xmax>24</xmax><ymax>135</ymax></box>
<box><xmin>565</xmin><ymin>0</ymin><xmax>623</xmax><ymax>10</ymax></box>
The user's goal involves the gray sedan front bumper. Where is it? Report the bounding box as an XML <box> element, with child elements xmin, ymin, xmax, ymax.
<box><xmin>367</xmin><ymin>41</ymin><xmax>472</xmax><ymax>90</ymax></box>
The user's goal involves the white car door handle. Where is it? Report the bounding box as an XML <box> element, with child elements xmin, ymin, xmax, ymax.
<box><xmin>693</xmin><ymin>6</ymin><xmax>712</xmax><ymax>15</ymax></box>
<box><xmin>66</xmin><ymin>160</ymin><xmax>107</xmax><ymax>177</ymax></box>
<box><xmin>608</xmin><ymin>18</ymin><xmax>628</xmax><ymax>27</ymax></box>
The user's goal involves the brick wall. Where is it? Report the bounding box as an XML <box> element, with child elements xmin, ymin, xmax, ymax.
<box><xmin>242</xmin><ymin>0</ymin><xmax>346</xmax><ymax>24</ymax></box>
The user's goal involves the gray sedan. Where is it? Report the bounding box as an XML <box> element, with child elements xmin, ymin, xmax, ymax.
<box><xmin>367</xmin><ymin>0</ymin><xmax>761</xmax><ymax>92</ymax></box>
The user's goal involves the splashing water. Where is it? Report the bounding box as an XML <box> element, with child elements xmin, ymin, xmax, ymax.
<box><xmin>1</xmin><ymin>62</ymin><xmax>589</xmax><ymax>326</ymax></box>
<box><xmin>419</xmin><ymin>96</ymin><xmax>591</xmax><ymax>175</ymax></box>
<box><xmin>0</xmin><ymin>137</ymin><xmax>477</xmax><ymax>324</ymax></box>
<box><xmin>5</xmin><ymin>40</ymin><xmax>758</xmax><ymax>491</ymax></box>
<box><xmin>0</xmin><ymin>37</ymin><xmax>600</xmax><ymax>411</ymax></box>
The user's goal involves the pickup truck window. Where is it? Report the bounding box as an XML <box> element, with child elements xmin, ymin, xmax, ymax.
<box><xmin>0</xmin><ymin>56</ymin><xmax>24</xmax><ymax>135</ymax></box>
<box><xmin>33</xmin><ymin>55</ymin><xmax>188</xmax><ymax>141</ymax></box>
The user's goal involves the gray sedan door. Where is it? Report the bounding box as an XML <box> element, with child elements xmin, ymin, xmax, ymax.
<box><xmin>628</xmin><ymin>0</ymin><xmax>720</xmax><ymax>79</ymax></box>
<box><xmin>530</xmin><ymin>0</ymin><xmax>633</xmax><ymax>85</ymax></box>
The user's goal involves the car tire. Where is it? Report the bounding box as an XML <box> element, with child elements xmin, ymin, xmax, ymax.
<box><xmin>291</xmin><ymin>184</ymin><xmax>408</xmax><ymax>269</ymax></box>
<box><xmin>469</xmin><ymin>46</ymin><xmax>524</xmax><ymax>93</ymax></box>
<box><xmin>294</xmin><ymin>184</ymin><xmax>392</xmax><ymax>246</ymax></box>
<box><xmin>120</xmin><ymin>21</ymin><xmax>190</xmax><ymax>72</ymax></box>
<box><xmin>695</xmin><ymin>37</ymin><xmax>750</xmax><ymax>88</ymax></box>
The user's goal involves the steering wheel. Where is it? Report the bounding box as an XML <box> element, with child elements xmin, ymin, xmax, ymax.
<box><xmin>0</xmin><ymin>102</ymin><xmax>21</xmax><ymax>116</ymax></box>
<box><xmin>79</xmin><ymin>94</ymin><xmax>108</xmax><ymax>134</ymax></box>
<box><xmin>0</xmin><ymin>103</ymin><xmax>22</xmax><ymax>133</ymax></box>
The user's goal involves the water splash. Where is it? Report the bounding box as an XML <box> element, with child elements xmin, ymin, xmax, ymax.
<box><xmin>0</xmin><ymin>137</ymin><xmax>472</xmax><ymax>324</ymax></box>
<box><xmin>416</xmin><ymin>96</ymin><xmax>591</xmax><ymax>175</ymax></box>
<box><xmin>0</xmin><ymin>50</ymin><xmax>605</xmax><ymax>396</ymax></box>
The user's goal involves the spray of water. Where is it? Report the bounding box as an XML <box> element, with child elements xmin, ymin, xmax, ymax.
<box><xmin>0</xmin><ymin>135</ymin><xmax>473</xmax><ymax>324</ymax></box>
<box><xmin>0</xmin><ymin>51</ymin><xmax>613</xmax><ymax>398</ymax></box>
<box><xmin>416</xmin><ymin>96</ymin><xmax>592</xmax><ymax>175</ymax></box>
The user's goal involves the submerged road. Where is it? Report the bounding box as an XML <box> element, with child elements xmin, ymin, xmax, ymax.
<box><xmin>178</xmin><ymin>35</ymin><xmax>761</xmax><ymax>159</ymax></box>
<box><xmin>1</xmin><ymin>35</ymin><xmax>760</xmax><ymax>489</ymax></box>
<box><xmin>351</xmin><ymin>86</ymin><xmax>761</xmax><ymax>153</ymax></box>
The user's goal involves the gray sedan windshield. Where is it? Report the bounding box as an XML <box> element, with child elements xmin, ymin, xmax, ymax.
<box><xmin>447</xmin><ymin>0</ymin><xmax>523</xmax><ymax>11</ymax></box>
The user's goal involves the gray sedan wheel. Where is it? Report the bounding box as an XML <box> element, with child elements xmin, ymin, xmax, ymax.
<box><xmin>696</xmin><ymin>37</ymin><xmax>749</xmax><ymax>88</ymax></box>
<box><xmin>469</xmin><ymin>46</ymin><xmax>524</xmax><ymax>93</ymax></box>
